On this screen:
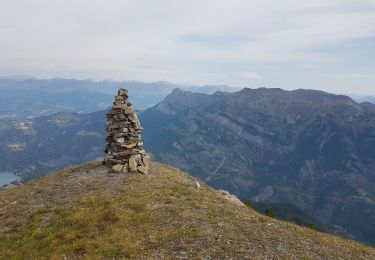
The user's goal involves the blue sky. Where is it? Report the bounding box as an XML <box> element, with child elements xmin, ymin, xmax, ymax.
<box><xmin>0</xmin><ymin>0</ymin><xmax>374</xmax><ymax>95</ymax></box>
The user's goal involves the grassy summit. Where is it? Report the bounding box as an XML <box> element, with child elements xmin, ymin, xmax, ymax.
<box><xmin>0</xmin><ymin>161</ymin><xmax>374</xmax><ymax>259</ymax></box>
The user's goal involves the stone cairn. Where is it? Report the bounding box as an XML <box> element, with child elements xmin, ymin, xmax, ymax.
<box><xmin>103</xmin><ymin>88</ymin><xmax>150</xmax><ymax>174</ymax></box>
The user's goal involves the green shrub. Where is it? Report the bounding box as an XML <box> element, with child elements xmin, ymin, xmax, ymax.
<box><xmin>264</xmin><ymin>207</ymin><xmax>276</xmax><ymax>218</ymax></box>
<box><xmin>243</xmin><ymin>200</ymin><xmax>253</xmax><ymax>208</ymax></box>
<box><xmin>308</xmin><ymin>223</ymin><xmax>316</xmax><ymax>230</ymax></box>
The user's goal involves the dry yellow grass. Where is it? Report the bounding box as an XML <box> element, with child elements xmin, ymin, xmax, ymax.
<box><xmin>0</xmin><ymin>161</ymin><xmax>374</xmax><ymax>259</ymax></box>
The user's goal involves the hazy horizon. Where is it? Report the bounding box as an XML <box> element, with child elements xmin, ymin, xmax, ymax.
<box><xmin>1</xmin><ymin>1</ymin><xmax>374</xmax><ymax>95</ymax></box>
<box><xmin>1</xmin><ymin>74</ymin><xmax>375</xmax><ymax>99</ymax></box>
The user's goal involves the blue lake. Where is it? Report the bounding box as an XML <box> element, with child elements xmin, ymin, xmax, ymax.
<box><xmin>0</xmin><ymin>172</ymin><xmax>18</xmax><ymax>186</ymax></box>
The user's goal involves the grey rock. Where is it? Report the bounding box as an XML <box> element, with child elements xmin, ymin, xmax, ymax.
<box><xmin>217</xmin><ymin>189</ymin><xmax>246</xmax><ymax>207</ymax></box>
<box><xmin>112</xmin><ymin>164</ymin><xmax>125</xmax><ymax>173</ymax></box>
<box><xmin>137</xmin><ymin>166</ymin><xmax>149</xmax><ymax>174</ymax></box>
<box><xmin>129</xmin><ymin>156</ymin><xmax>137</xmax><ymax>173</ymax></box>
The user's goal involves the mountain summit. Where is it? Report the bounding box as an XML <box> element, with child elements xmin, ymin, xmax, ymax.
<box><xmin>1</xmin><ymin>161</ymin><xmax>375</xmax><ymax>259</ymax></box>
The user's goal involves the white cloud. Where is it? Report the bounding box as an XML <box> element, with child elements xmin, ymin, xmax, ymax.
<box><xmin>238</xmin><ymin>72</ymin><xmax>263</xmax><ymax>80</ymax></box>
<box><xmin>331</xmin><ymin>73</ymin><xmax>375</xmax><ymax>79</ymax></box>
<box><xmin>0</xmin><ymin>0</ymin><xmax>374</xmax><ymax>94</ymax></box>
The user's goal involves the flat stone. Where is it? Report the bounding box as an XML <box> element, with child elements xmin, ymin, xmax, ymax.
<box><xmin>121</xmin><ymin>142</ymin><xmax>137</xmax><ymax>149</ymax></box>
<box><xmin>217</xmin><ymin>189</ymin><xmax>246</xmax><ymax>207</ymax></box>
<box><xmin>108</xmin><ymin>159</ymin><xmax>123</xmax><ymax>164</ymax></box>
<box><xmin>112</xmin><ymin>164</ymin><xmax>124</xmax><ymax>172</ymax></box>
<box><xmin>129</xmin><ymin>156</ymin><xmax>138</xmax><ymax>173</ymax></box>
<box><xmin>194</xmin><ymin>181</ymin><xmax>201</xmax><ymax>190</ymax></box>
<box><xmin>128</xmin><ymin>115</ymin><xmax>137</xmax><ymax>123</ymax></box>
<box><xmin>142</xmin><ymin>155</ymin><xmax>150</xmax><ymax>168</ymax></box>
<box><xmin>124</xmin><ymin>108</ymin><xmax>133</xmax><ymax>115</ymax></box>
<box><xmin>137</xmin><ymin>166</ymin><xmax>149</xmax><ymax>174</ymax></box>
<box><xmin>116</xmin><ymin>137</ymin><xmax>125</xmax><ymax>143</ymax></box>
<box><xmin>118</xmin><ymin>88</ymin><xmax>128</xmax><ymax>96</ymax></box>
<box><xmin>112</xmin><ymin>104</ymin><xmax>128</xmax><ymax>109</ymax></box>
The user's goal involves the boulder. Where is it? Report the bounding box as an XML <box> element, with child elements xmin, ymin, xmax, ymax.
<box><xmin>116</xmin><ymin>138</ymin><xmax>125</xmax><ymax>143</ymax></box>
<box><xmin>129</xmin><ymin>156</ymin><xmax>138</xmax><ymax>173</ymax></box>
<box><xmin>137</xmin><ymin>166</ymin><xmax>149</xmax><ymax>174</ymax></box>
<box><xmin>121</xmin><ymin>142</ymin><xmax>137</xmax><ymax>149</ymax></box>
<box><xmin>217</xmin><ymin>189</ymin><xmax>246</xmax><ymax>207</ymax></box>
<box><xmin>112</xmin><ymin>164</ymin><xmax>124</xmax><ymax>172</ymax></box>
<box><xmin>142</xmin><ymin>155</ymin><xmax>150</xmax><ymax>169</ymax></box>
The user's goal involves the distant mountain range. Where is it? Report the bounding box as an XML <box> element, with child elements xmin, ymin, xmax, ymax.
<box><xmin>0</xmin><ymin>78</ymin><xmax>240</xmax><ymax>120</ymax></box>
<box><xmin>1</xmin><ymin>87</ymin><xmax>375</xmax><ymax>245</ymax></box>
<box><xmin>347</xmin><ymin>93</ymin><xmax>375</xmax><ymax>105</ymax></box>
<box><xmin>357</xmin><ymin>96</ymin><xmax>375</xmax><ymax>104</ymax></box>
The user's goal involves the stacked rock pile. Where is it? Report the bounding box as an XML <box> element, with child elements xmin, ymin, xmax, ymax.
<box><xmin>103</xmin><ymin>88</ymin><xmax>150</xmax><ymax>174</ymax></box>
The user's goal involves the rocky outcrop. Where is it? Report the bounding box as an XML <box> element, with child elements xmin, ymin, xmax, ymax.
<box><xmin>217</xmin><ymin>189</ymin><xmax>246</xmax><ymax>207</ymax></box>
<box><xmin>103</xmin><ymin>88</ymin><xmax>150</xmax><ymax>174</ymax></box>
